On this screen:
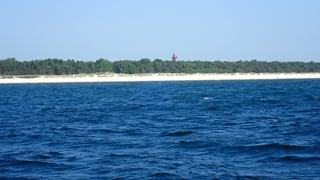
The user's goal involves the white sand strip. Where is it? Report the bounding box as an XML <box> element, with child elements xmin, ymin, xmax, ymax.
<box><xmin>1</xmin><ymin>73</ymin><xmax>320</xmax><ymax>84</ymax></box>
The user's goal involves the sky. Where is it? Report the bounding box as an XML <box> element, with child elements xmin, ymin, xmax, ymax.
<box><xmin>0</xmin><ymin>0</ymin><xmax>319</xmax><ymax>62</ymax></box>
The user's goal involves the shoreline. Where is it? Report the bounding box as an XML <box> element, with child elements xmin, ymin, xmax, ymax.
<box><xmin>1</xmin><ymin>73</ymin><xmax>320</xmax><ymax>84</ymax></box>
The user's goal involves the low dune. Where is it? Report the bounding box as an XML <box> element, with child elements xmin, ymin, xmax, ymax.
<box><xmin>1</xmin><ymin>73</ymin><xmax>320</xmax><ymax>84</ymax></box>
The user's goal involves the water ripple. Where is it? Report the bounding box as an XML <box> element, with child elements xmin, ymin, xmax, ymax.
<box><xmin>1</xmin><ymin>80</ymin><xmax>320</xmax><ymax>179</ymax></box>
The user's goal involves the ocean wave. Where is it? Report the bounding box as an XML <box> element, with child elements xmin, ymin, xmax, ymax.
<box><xmin>164</xmin><ymin>130</ymin><xmax>194</xmax><ymax>136</ymax></box>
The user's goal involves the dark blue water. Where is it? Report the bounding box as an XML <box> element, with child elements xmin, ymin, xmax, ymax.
<box><xmin>1</xmin><ymin>80</ymin><xmax>320</xmax><ymax>179</ymax></box>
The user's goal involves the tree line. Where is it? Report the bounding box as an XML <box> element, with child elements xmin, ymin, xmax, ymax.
<box><xmin>1</xmin><ymin>58</ymin><xmax>319</xmax><ymax>75</ymax></box>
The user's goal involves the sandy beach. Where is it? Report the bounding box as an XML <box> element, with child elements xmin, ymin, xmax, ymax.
<box><xmin>1</xmin><ymin>73</ymin><xmax>320</xmax><ymax>84</ymax></box>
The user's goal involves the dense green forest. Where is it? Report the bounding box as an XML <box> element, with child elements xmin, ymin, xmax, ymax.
<box><xmin>1</xmin><ymin>58</ymin><xmax>319</xmax><ymax>75</ymax></box>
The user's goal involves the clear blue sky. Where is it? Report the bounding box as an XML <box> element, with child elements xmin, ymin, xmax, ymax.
<box><xmin>1</xmin><ymin>0</ymin><xmax>319</xmax><ymax>62</ymax></box>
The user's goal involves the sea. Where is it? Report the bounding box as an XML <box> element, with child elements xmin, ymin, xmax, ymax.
<box><xmin>0</xmin><ymin>79</ymin><xmax>319</xmax><ymax>179</ymax></box>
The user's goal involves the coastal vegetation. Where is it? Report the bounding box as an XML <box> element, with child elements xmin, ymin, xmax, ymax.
<box><xmin>1</xmin><ymin>58</ymin><xmax>319</xmax><ymax>75</ymax></box>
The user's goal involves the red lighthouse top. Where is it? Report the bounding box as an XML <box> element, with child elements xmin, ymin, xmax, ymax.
<box><xmin>172</xmin><ymin>53</ymin><xmax>177</xmax><ymax>61</ymax></box>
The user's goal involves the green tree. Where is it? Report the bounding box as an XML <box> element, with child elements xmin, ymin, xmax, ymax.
<box><xmin>96</xmin><ymin>58</ymin><xmax>113</xmax><ymax>72</ymax></box>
